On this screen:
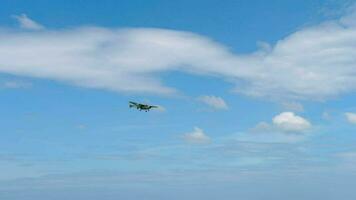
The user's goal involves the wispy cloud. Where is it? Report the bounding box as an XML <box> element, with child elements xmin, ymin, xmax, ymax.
<box><xmin>197</xmin><ymin>95</ymin><xmax>228</xmax><ymax>110</ymax></box>
<box><xmin>182</xmin><ymin>127</ymin><xmax>211</xmax><ymax>144</ymax></box>
<box><xmin>1</xmin><ymin>10</ymin><xmax>356</xmax><ymax>100</ymax></box>
<box><xmin>12</xmin><ymin>14</ymin><xmax>44</xmax><ymax>30</ymax></box>
<box><xmin>0</xmin><ymin>80</ymin><xmax>32</xmax><ymax>89</ymax></box>
<box><xmin>345</xmin><ymin>112</ymin><xmax>356</xmax><ymax>124</ymax></box>
<box><xmin>281</xmin><ymin>102</ymin><xmax>304</xmax><ymax>112</ymax></box>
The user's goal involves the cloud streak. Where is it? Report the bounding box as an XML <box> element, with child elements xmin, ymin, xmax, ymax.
<box><xmin>0</xmin><ymin>80</ymin><xmax>32</xmax><ymax>89</ymax></box>
<box><xmin>1</xmin><ymin>11</ymin><xmax>356</xmax><ymax>99</ymax></box>
<box><xmin>198</xmin><ymin>95</ymin><xmax>228</xmax><ymax>110</ymax></box>
<box><xmin>12</xmin><ymin>14</ymin><xmax>44</xmax><ymax>30</ymax></box>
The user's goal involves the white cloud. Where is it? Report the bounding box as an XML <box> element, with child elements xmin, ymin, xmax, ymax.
<box><xmin>272</xmin><ymin>112</ymin><xmax>311</xmax><ymax>132</ymax></box>
<box><xmin>345</xmin><ymin>112</ymin><xmax>356</xmax><ymax>124</ymax></box>
<box><xmin>1</xmin><ymin>10</ymin><xmax>356</xmax><ymax>100</ymax></box>
<box><xmin>250</xmin><ymin>112</ymin><xmax>312</xmax><ymax>133</ymax></box>
<box><xmin>198</xmin><ymin>95</ymin><xmax>228</xmax><ymax>110</ymax></box>
<box><xmin>12</xmin><ymin>14</ymin><xmax>44</xmax><ymax>30</ymax></box>
<box><xmin>183</xmin><ymin>127</ymin><xmax>211</xmax><ymax>144</ymax></box>
<box><xmin>243</xmin><ymin>112</ymin><xmax>312</xmax><ymax>143</ymax></box>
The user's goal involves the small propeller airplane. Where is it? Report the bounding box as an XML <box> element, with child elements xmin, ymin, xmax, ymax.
<box><xmin>129</xmin><ymin>101</ymin><xmax>159</xmax><ymax>112</ymax></box>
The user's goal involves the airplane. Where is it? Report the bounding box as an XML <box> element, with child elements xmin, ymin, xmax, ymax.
<box><xmin>129</xmin><ymin>101</ymin><xmax>159</xmax><ymax>112</ymax></box>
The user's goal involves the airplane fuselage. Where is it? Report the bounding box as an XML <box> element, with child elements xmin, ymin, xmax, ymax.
<box><xmin>129</xmin><ymin>102</ymin><xmax>156</xmax><ymax>112</ymax></box>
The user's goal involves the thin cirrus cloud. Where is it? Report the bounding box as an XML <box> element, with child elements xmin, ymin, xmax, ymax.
<box><xmin>281</xmin><ymin>102</ymin><xmax>304</xmax><ymax>112</ymax></box>
<box><xmin>1</xmin><ymin>10</ymin><xmax>356</xmax><ymax>100</ymax></box>
<box><xmin>197</xmin><ymin>95</ymin><xmax>228</xmax><ymax>110</ymax></box>
<box><xmin>12</xmin><ymin>14</ymin><xmax>44</xmax><ymax>30</ymax></box>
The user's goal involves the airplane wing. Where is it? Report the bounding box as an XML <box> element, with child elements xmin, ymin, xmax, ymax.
<box><xmin>129</xmin><ymin>101</ymin><xmax>139</xmax><ymax>106</ymax></box>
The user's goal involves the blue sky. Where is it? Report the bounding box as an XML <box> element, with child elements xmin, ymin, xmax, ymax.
<box><xmin>1</xmin><ymin>0</ymin><xmax>356</xmax><ymax>199</ymax></box>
